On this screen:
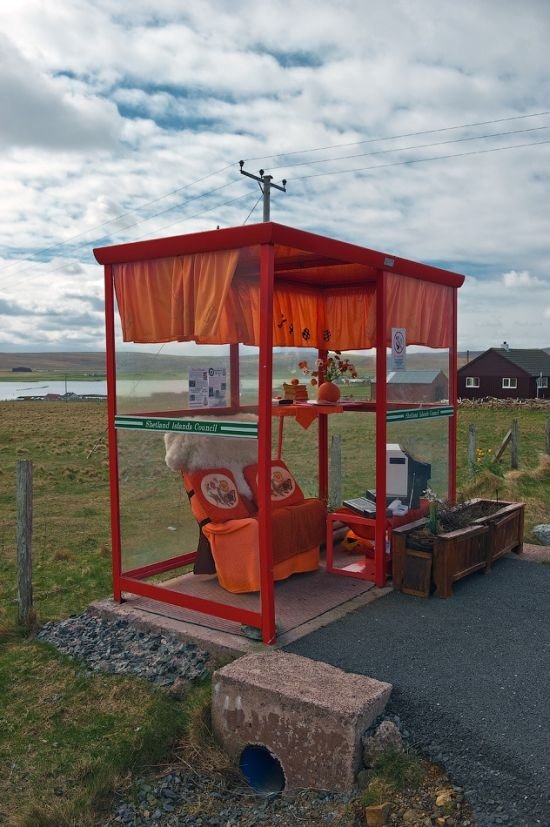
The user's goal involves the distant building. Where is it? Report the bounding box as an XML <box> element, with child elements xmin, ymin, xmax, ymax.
<box><xmin>12</xmin><ymin>366</ymin><xmax>32</xmax><ymax>372</ymax></box>
<box><xmin>370</xmin><ymin>369</ymin><xmax>448</xmax><ymax>402</ymax></box>
<box><xmin>458</xmin><ymin>345</ymin><xmax>550</xmax><ymax>399</ymax></box>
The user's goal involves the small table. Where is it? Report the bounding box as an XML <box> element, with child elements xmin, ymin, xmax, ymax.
<box><xmin>326</xmin><ymin>503</ymin><xmax>429</xmax><ymax>584</ymax></box>
<box><xmin>325</xmin><ymin>508</ymin><xmax>390</xmax><ymax>583</ymax></box>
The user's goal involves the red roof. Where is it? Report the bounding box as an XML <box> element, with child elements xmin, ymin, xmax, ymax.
<box><xmin>94</xmin><ymin>221</ymin><xmax>465</xmax><ymax>288</ymax></box>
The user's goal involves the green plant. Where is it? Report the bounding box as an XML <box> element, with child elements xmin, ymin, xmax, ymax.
<box><xmin>473</xmin><ymin>446</ymin><xmax>504</xmax><ymax>478</ymax></box>
<box><xmin>371</xmin><ymin>749</ymin><xmax>425</xmax><ymax>791</ymax></box>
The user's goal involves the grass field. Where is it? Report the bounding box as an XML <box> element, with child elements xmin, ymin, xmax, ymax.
<box><xmin>1</xmin><ymin>400</ymin><xmax>549</xmax><ymax>825</ymax></box>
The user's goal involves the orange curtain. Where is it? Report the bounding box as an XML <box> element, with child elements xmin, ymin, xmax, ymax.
<box><xmin>385</xmin><ymin>272</ymin><xmax>452</xmax><ymax>348</ymax></box>
<box><xmin>322</xmin><ymin>287</ymin><xmax>376</xmax><ymax>350</ymax></box>
<box><xmin>113</xmin><ymin>250</ymin><xmax>239</xmax><ymax>343</ymax></box>
<box><xmin>114</xmin><ymin>252</ymin><xmax>451</xmax><ymax>350</ymax></box>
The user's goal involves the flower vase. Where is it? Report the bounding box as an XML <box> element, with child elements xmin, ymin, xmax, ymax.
<box><xmin>317</xmin><ymin>381</ymin><xmax>340</xmax><ymax>403</ymax></box>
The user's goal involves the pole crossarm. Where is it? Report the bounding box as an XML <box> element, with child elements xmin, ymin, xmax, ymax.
<box><xmin>239</xmin><ymin>162</ymin><xmax>287</xmax><ymax>221</ymax></box>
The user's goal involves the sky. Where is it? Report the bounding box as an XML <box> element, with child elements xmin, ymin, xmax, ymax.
<box><xmin>0</xmin><ymin>0</ymin><xmax>549</xmax><ymax>354</ymax></box>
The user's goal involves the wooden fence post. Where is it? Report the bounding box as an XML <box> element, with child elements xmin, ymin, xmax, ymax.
<box><xmin>468</xmin><ymin>424</ymin><xmax>477</xmax><ymax>477</ymax></box>
<box><xmin>511</xmin><ymin>419</ymin><xmax>519</xmax><ymax>470</ymax></box>
<box><xmin>329</xmin><ymin>433</ymin><xmax>342</xmax><ymax>511</ymax></box>
<box><xmin>16</xmin><ymin>460</ymin><xmax>33</xmax><ymax>626</ymax></box>
<box><xmin>546</xmin><ymin>417</ymin><xmax>550</xmax><ymax>455</ymax></box>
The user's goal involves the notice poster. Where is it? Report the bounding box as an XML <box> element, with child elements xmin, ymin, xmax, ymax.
<box><xmin>188</xmin><ymin>367</ymin><xmax>227</xmax><ymax>409</ymax></box>
<box><xmin>189</xmin><ymin>368</ymin><xmax>209</xmax><ymax>408</ymax></box>
<box><xmin>391</xmin><ymin>327</ymin><xmax>407</xmax><ymax>370</ymax></box>
<box><xmin>207</xmin><ymin>367</ymin><xmax>227</xmax><ymax>408</ymax></box>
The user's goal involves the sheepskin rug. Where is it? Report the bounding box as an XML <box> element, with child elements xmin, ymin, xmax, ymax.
<box><xmin>164</xmin><ymin>413</ymin><xmax>258</xmax><ymax>497</ymax></box>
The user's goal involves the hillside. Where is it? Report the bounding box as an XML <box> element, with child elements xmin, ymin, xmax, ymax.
<box><xmin>1</xmin><ymin>349</ymin><xmax>547</xmax><ymax>376</ymax></box>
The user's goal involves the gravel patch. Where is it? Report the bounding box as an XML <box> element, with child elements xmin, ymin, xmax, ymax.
<box><xmin>36</xmin><ymin>612</ymin><xmax>210</xmax><ymax>686</ymax></box>
<box><xmin>35</xmin><ymin>611</ymin><xmax>475</xmax><ymax>825</ymax></box>
<box><xmin>103</xmin><ymin>771</ymin><xmax>357</xmax><ymax>827</ymax></box>
<box><xmin>285</xmin><ymin>558</ymin><xmax>550</xmax><ymax>827</ymax></box>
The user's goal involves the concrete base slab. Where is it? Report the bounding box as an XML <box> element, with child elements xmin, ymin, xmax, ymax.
<box><xmin>89</xmin><ymin>562</ymin><xmax>392</xmax><ymax>659</ymax></box>
<box><xmin>211</xmin><ymin>651</ymin><xmax>392</xmax><ymax>791</ymax></box>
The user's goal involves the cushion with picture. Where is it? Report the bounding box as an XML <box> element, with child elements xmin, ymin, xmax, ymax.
<box><xmin>243</xmin><ymin>459</ymin><xmax>305</xmax><ymax>509</ymax></box>
<box><xmin>186</xmin><ymin>468</ymin><xmax>250</xmax><ymax>523</ymax></box>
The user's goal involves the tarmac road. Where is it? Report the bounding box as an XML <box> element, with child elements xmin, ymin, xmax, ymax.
<box><xmin>284</xmin><ymin>557</ymin><xmax>550</xmax><ymax>826</ymax></box>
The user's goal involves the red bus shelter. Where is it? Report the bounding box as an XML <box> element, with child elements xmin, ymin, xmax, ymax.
<box><xmin>94</xmin><ymin>222</ymin><xmax>464</xmax><ymax>644</ymax></box>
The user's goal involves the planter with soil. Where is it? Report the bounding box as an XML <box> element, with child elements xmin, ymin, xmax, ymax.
<box><xmin>392</xmin><ymin>499</ymin><xmax>524</xmax><ymax>598</ymax></box>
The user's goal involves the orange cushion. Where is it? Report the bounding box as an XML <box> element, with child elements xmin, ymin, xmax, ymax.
<box><xmin>243</xmin><ymin>459</ymin><xmax>305</xmax><ymax>509</ymax></box>
<box><xmin>185</xmin><ymin>468</ymin><xmax>250</xmax><ymax>523</ymax></box>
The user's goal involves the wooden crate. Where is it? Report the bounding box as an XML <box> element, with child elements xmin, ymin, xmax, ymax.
<box><xmin>392</xmin><ymin>519</ymin><xmax>432</xmax><ymax>598</ymax></box>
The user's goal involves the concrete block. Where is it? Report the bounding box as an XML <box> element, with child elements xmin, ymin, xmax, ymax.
<box><xmin>212</xmin><ymin>650</ymin><xmax>392</xmax><ymax>791</ymax></box>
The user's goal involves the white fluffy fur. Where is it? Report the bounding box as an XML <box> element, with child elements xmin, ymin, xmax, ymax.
<box><xmin>164</xmin><ymin>414</ymin><xmax>258</xmax><ymax>497</ymax></box>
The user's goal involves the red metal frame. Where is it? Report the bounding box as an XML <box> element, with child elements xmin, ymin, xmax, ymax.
<box><xmin>374</xmin><ymin>269</ymin><xmax>387</xmax><ymax>588</ymax></box>
<box><xmin>258</xmin><ymin>243</ymin><xmax>276</xmax><ymax>644</ymax></box>
<box><xmin>119</xmin><ymin>577</ymin><xmax>262</xmax><ymax>627</ymax></box>
<box><xmin>97</xmin><ymin>222</ymin><xmax>465</xmax><ymax>643</ymax></box>
<box><xmin>449</xmin><ymin>289</ymin><xmax>458</xmax><ymax>502</ymax></box>
<box><xmin>104</xmin><ymin>264</ymin><xmax>122</xmax><ymax>603</ymax></box>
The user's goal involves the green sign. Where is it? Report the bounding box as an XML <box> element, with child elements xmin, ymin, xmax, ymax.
<box><xmin>386</xmin><ymin>405</ymin><xmax>454</xmax><ymax>423</ymax></box>
<box><xmin>114</xmin><ymin>416</ymin><xmax>258</xmax><ymax>438</ymax></box>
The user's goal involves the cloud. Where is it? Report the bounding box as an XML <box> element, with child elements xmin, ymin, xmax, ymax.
<box><xmin>0</xmin><ymin>33</ymin><xmax>122</xmax><ymax>151</ymax></box>
<box><xmin>0</xmin><ymin>0</ymin><xmax>549</xmax><ymax>351</ymax></box>
<box><xmin>502</xmin><ymin>270</ymin><xmax>544</xmax><ymax>288</ymax></box>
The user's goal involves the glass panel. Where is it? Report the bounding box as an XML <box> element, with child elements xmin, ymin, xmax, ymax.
<box><xmin>113</xmin><ymin>252</ymin><xmax>262</xmax><ymax>581</ymax></box>
<box><xmin>328</xmin><ymin>410</ymin><xmax>376</xmax><ymax>507</ymax></box>
<box><xmin>386</xmin><ymin>415</ymin><xmax>450</xmax><ymax>506</ymax></box>
<box><xmin>117</xmin><ymin>428</ymin><xmax>196</xmax><ymax>573</ymax></box>
<box><xmin>114</xmin><ymin>342</ymin><xmax>233</xmax><ymax>416</ymax></box>
<box><xmin>383</xmin><ymin>271</ymin><xmax>452</xmax><ymax>514</ymax></box>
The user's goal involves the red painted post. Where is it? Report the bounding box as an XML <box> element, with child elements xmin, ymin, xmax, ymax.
<box><xmin>104</xmin><ymin>264</ymin><xmax>123</xmax><ymax>602</ymax></box>
<box><xmin>448</xmin><ymin>289</ymin><xmax>458</xmax><ymax>502</ymax></box>
<box><xmin>229</xmin><ymin>343</ymin><xmax>240</xmax><ymax>411</ymax></box>
<box><xmin>258</xmin><ymin>243</ymin><xmax>276</xmax><ymax>644</ymax></box>
<box><xmin>375</xmin><ymin>270</ymin><xmax>387</xmax><ymax>588</ymax></box>
<box><xmin>317</xmin><ymin>348</ymin><xmax>329</xmax><ymax>501</ymax></box>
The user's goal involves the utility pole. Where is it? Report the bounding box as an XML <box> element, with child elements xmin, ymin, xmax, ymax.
<box><xmin>239</xmin><ymin>161</ymin><xmax>287</xmax><ymax>221</ymax></box>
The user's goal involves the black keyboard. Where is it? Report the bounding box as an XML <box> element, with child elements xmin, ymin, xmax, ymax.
<box><xmin>343</xmin><ymin>497</ymin><xmax>377</xmax><ymax>517</ymax></box>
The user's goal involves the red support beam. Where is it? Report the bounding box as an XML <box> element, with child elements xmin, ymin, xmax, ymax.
<box><xmin>119</xmin><ymin>578</ymin><xmax>262</xmax><ymax>628</ymax></box>
<box><xmin>374</xmin><ymin>270</ymin><xmax>388</xmax><ymax>588</ymax></box>
<box><xmin>123</xmin><ymin>552</ymin><xmax>197</xmax><ymax>581</ymax></box>
<box><xmin>317</xmin><ymin>348</ymin><xmax>329</xmax><ymax>501</ymax></box>
<box><xmin>449</xmin><ymin>289</ymin><xmax>458</xmax><ymax>502</ymax></box>
<box><xmin>104</xmin><ymin>264</ymin><xmax>123</xmax><ymax>603</ymax></box>
<box><xmin>257</xmin><ymin>243</ymin><xmax>276</xmax><ymax>645</ymax></box>
<box><xmin>230</xmin><ymin>343</ymin><xmax>240</xmax><ymax>410</ymax></box>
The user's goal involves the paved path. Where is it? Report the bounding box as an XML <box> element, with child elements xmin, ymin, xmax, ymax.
<box><xmin>285</xmin><ymin>557</ymin><xmax>550</xmax><ymax>826</ymax></box>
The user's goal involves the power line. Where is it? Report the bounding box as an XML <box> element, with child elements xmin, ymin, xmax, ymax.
<box><xmin>291</xmin><ymin>137</ymin><xmax>550</xmax><ymax>182</ymax></box>
<box><xmin>0</xmin><ymin>188</ymin><xmax>252</xmax><ymax>292</ymax></box>
<box><xmin>269</xmin><ymin>124</ymin><xmax>550</xmax><ymax>171</ymax></box>
<box><xmin>3</xmin><ymin>109</ymin><xmax>548</xmax><ymax>278</ymax></box>
<box><xmin>129</xmin><ymin>189</ymin><xmax>253</xmax><ymax>242</ymax></box>
<box><xmin>0</xmin><ymin>175</ymin><xmax>240</xmax><ymax>280</ymax></box>
<box><xmin>245</xmin><ymin>109</ymin><xmax>550</xmax><ymax>164</ymax></box>
<box><xmin>0</xmin><ymin>163</ymin><xmax>236</xmax><ymax>278</ymax></box>
<box><xmin>242</xmin><ymin>193</ymin><xmax>263</xmax><ymax>225</ymax></box>
<box><xmin>2</xmin><ymin>108</ymin><xmax>550</xmax><ymax>290</ymax></box>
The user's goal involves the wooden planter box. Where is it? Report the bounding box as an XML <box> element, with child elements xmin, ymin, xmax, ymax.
<box><xmin>469</xmin><ymin>499</ymin><xmax>524</xmax><ymax>564</ymax></box>
<box><xmin>392</xmin><ymin>500</ymin><xmax>524</xmax><ymax>599</ymax></box>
